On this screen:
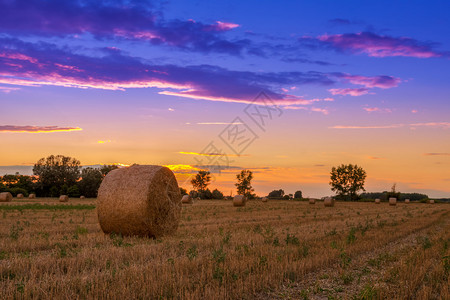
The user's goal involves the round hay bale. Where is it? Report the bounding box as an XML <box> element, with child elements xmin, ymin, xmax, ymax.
<box><xmin>233</xmin><ymin>195</ymin><xmax>246</xmax><ymax>207</ymax></box>
<box><xmin>309</xmin><ymin>198</ymin><xmax>316</xmax><ymax>204</ymax></box>
<box><xmin>389</xmin><ymin>198</ymin><xmax>397</xmax><ymax>206</ymax></box>
<box><xmin>375</xmin><ymin>198</ymin><xmax>381</xmax><ymax>204</ymax></box>
<box><xmin>80</xmin><ymin>196</ymin><xmax>86</xmax><ymax>200</ymax></box>
<box><xmin>404</xmin><ymin>199</ymin><xmax>410</xmax><ymax>204</ymax></box>
<box><xmin>59</xmin><ymin>195</ymin><xmax>69</xmax><ymax>202</ymax></box>
<box><xmin>429</xmin><ymin>199</ymin><xmax>435</xmax><ymax>204</ymax></box>
<box><xmin>0</xmin><ymin>192</ymin><xmax>13</xmax><ymax>202</ymax></box>
<box><xmin>324</xmin><ymin>197</ymin><xmax>335</xmax><ymax>207</ymax></box>
<box><xmin>181</xmin><ymin>194</ymin><xmax>193</xmax><ymax>204</ymax></box>
<box><xmin>17</xmin><ymin>193</ymin><xmax>24</xmax><ymax>199</ymax></box>
<box><xmin>262</xmin><ymin>197</ymin><xmax>268</xmax><ymax>202</ymax></box>
<box><xmin>29</xmin><ymin>194</ymin><xmax>36</xmax><ymax>199</ymax></box>
<box><xmin>97</xmin><ymin>165</ymin><xmax>181</xmax><ymax>238</ymax></box>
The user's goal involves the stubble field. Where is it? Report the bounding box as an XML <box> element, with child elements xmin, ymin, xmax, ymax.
<box><xmin>0</xmin><ymin>198</ymin><xmax>449</xmax><ymax>299</ymax></box>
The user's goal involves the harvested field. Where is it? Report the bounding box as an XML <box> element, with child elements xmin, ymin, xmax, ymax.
<box><xmin>0</xmin><ymin>198</ymin><xmax>449</xmax><ymax>299</ymax></box>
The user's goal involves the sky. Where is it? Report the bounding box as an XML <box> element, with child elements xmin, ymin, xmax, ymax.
<box><xmin>0</xmin><ymin>0</ymin><xmax>449</xmax><ymax>197</ymax></box>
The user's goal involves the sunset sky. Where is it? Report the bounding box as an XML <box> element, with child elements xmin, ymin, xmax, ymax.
<box><xmin>1</xmin><ymin>0</ymin><xmax>449</xmax><ymax>197</ymax></box>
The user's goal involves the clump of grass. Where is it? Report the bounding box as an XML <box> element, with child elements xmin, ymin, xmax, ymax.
<box><xmin>285</xmin><ymin>233</ymin><xmax>300</xmax><ymax>245</ymax></box>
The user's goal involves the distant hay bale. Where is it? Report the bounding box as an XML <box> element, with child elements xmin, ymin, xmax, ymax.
<box><xmin>309</xmin><ymin>198</ymin><xmax>316</xmax><ymax>204</ymax></box>
<box><xmin>389</xmin><ymin>198</ymin><xmax>397</xmax><ymax>206</ymax></box>
<box><xmin>324</xmin><ymin>197</ymin><xmax>335</xmax><ymax>207</ymax></box>
<box><xmin>375</xmin><ymin>198</ymin><xmax>381</xmax><ymax>204</ymax></box>
<box><xmin>59</xmin><ymin>195</ymin><xmax>69</xmax><ymax>202</ymax></box>
<box><xmin>404</xmin><ymin>199</ymin><xmax>410</xmax><ymax>204</ymax></box>
<box><xmin>17</xmin><ymin>193</ymin><xmax>24</xmax><ymax>199</ymax></box>
<box><xmin>29</xmin><ymin>194</ymin><xmax>36</xmax><ymax>199</ymax></box>
<box><xmin>262</xmin><ymin>197</ymin><xmax>268</xmax><ymax>202</ymax></box>
<box><xmin>0</xmin><ymin>192</ymin><xmax>13</xmax><ymax>202</ymax></box>
<box><xmin>97</xmin><ymin>165</ymin><xmax>182</xmax><ymax>238</ymax></box>
<box><xmin>181</xmin><ymin>194</ymin><xmax>193</xmax><ymax>204</ymax></box>
<box><xmin>80</xmin><ymin>196</ymin><xmax>86</xmax><ymax>199</ymax></box>
<box><xmin>233</xmin><ymin>195</ymin><xmax>246</xmax><ymax>207</ymax></box>
<box><xmin>429</xmin><ymin>200</ymin><xmax>435</xmax><ymax>204</ymax></box>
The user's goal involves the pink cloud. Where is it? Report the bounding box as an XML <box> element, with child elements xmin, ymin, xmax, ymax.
<box><xmin>0</xmin><ymin>86</ymin><xmax>20</xmax><ymax>93</ymax></box>
<box><xmin>363</xmin><ymin>107</ymin><xmax>392</xmax><ymax>113</ymax></box>
<box><xmin>311</xmin><ymin>107</ymin><xmax>329</xmax><ymax>115</ymax></box>
<box><xmin>317</xmin><ymin>32</ymin><xmax>444</xmax><ymax>58</ymax></box>
<box><xmin>411</xmin><ymin>109</ymin><xmax>418</xmax><ymax>113</ymax></box>
<box><xmin>329</xmin><ymin>88</ymin><xmax>370</xmax><ymax>96</ymax></box>
<box><xmin>282</xmin><ymin>106</ymin><xmax>308</xmax><ymax>110</ymax></box>
<box><xmin>214</xmin><ymin>21</ymin><xmax>240</xmax><ymax>31</ymax></box>
<box><xmin>341</xmin><ymin>74</ymin><xmax>401</xmax><ymax>89</ymax></box>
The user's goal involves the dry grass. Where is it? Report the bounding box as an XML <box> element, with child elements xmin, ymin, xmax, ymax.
<box><xmin>0</xmin><ymin>198</ymin><xmax>449</xmax><ymax>299</ymax></box>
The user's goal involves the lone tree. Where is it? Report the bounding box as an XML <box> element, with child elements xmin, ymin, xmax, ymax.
<box><xmin>33</xmin><ymin>155</ymin><xmax>81</xmax><ymax>196</ymax></box>
<box><xmin>235</xmin><ymin>169</ymin><xmax>254</xmax><ymax>198</ymax></box>
<box><xmin>329</xmin><ymin>164</ymin><xmax>366</xmax><ymax>201</ymax></box>
<box><xmin>190</xmin><ymin>170</ymin><xmax>211</xmax><ymax>192</ymax></box>
<box><xmin>294</xmin><ymin>190</ymin><xmax>303</xmax><ymax>199</ymax></box>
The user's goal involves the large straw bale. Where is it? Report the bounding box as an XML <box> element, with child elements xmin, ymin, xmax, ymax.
<box><xmin>233</xmin><ymin>195</ymin><xmax>246</xmax><ymax>207</ymax></box>
<box><xmin>375</xmin><ymin>198</ymin><xmax>381</xmax><ymax>204</ymax></box>
<box><xmin>59</xmin><ymin>195</ymin><xmax>69</xmax><ymax>202</ymax></box>
<box><xmin>0</xmin><ymin>192</ymin><xmax>12</xmax><ymax>202</ymax></box>
<box><xmin>324</xmin><ymin>197</ymin><xmax>335</xmax><ymax>207</ymax></box>
<box><xmin>181</xmin><ymin>194</ymin><xmax>193</xmax><ymax>204</ymax></box>
<box><xmin>97</xmin><ymin>165</ymin><xmax>182</xmax><ymax>238</ymax></box>
<box><xmin>389</xmin><ymin>198</ymin><xmax>397</xmax><ymax>206</ymax></box>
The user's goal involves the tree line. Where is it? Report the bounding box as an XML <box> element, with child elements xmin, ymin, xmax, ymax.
<box><xmin>0</xmin><ymin>155</ymin><xmax>118</xmax><ymax>198</ymax></box>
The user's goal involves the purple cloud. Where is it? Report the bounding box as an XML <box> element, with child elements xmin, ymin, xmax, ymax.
<box><xmin>300</xmin><ymin>32</ymin><xmax>447</xmax><ymax>58</ymax></box>
<box><xmin>0</xmin><ymin>0</ymin><xmax>248</xmax><ymax>55</ymax></box>
<box><xmin>0</xmin><ymin>38</ymin><xmax>338</xmax><ymax>105</ymax></box>
<box><xmin>0</xmin><ymin>38</ymin><xmax>402</xmax><ymax>105</ymax></box>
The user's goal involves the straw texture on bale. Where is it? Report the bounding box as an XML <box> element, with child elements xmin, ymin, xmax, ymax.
<box><xmin>429</xmin><ymin>200</ymin><xmax>435</xmax><ymax>204</ymax></box>
<box><xmin>233</xmin><ymin>195</ymin><xmax>246</xmax><ymax>207</ymax></box>
<box><xmin>375</xmin><ymin>198</ymin><xmax>381</xmax><ymax>204</ymax></box>
<box><xmin>59</xmin><ymin>195</ymin><xmax>69</xmax><ymax>202</ymax></box>
<box><xmin>17</xmin><ymin>193</ymin><xmax>24</xmax><ymax>199</ymax></box>
<box><xmin>80</xmin><ymin>196</ymin><xmax>86</xmax><ymax>200</ymax></box>
<box><xmin>323</xmin><ymin>197</ymin><xmax>335</xmax><ymax>207</ymax></box>
<box><xmin>29</xmin><ymin>194</ymin><xmax>36</xmax><ymax>199</ymax></box>
<box><xmin>97</xmin><ymin>165</ymin><xmax>182</xmax><ymax>238</ymax></box>
<box><xmin>309</xmin><ymin>199</ymin><xmax>316</xmax><ymax>204</ymax></box>
<box><xmin>405</xmin><ymin>199</ymin><xmax>410</xmax><ymax>203</ymax></box>
<box><xmin>181</xmin><ymin>194</ymin><xmax>193</xmax><ymax>204</ymax></box>
<box><xmin>262</xmin><ymin>197</ymin><xmax>268</xmax><ymax>202</ymax></box>
<box><xmin>0</xmin><ymin>192</ymin><xmax>12</xmax><ymax>202</ymax></box>
<box><xmin>389</xmin><ymin>197</ymin><xmax>397</xmax><ymax>206</ymax></box>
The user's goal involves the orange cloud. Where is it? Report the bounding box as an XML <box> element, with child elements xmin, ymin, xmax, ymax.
<box><xmin>164</xmin><ymin>164</ymin><xmax>201</xmax><ymax>173</ymax></box>
<box><xmin>97</xmin><ymin>140</ymin><xmax>112</xmax><ymax>144</ymax></box>
<box><xmin>423</xmin><ymin>153</ymin><xmax>450</xmax><ymax>156</ymax></box>
<box><xmin>0</xmin><ymin>125</ymin><xmax>82</xmax><ymax>133</ymax></box>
